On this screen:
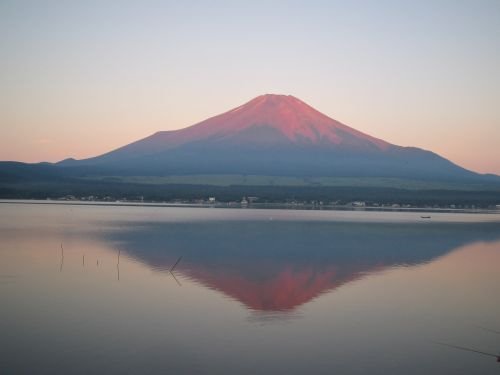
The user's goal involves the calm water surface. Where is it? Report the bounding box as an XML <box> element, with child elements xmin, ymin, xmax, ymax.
<box><xmin>1</xmin><ymin>203</ymin><xmax>499</xmax><ymax>374</ymax></box>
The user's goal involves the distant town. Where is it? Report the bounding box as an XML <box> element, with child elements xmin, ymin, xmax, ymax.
<box><xmin>41</xmin><ymin>194</ymin><xmax>500</xmax><ymax>211</ymax></box>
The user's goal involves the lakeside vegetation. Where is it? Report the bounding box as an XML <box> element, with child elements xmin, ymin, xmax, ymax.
<box><xmin>1</xmin><ymin>163</ymin><xmax>499</xmax><ymax>207</ymax></box>
<box><xmin>80</xmin><ymin>174</ymin><xmax>500</xmax><ymax>191</ymax></box>
<box><xmin>1</xmin><ymin>179</ymin><xmax>500</xmax><ymax>208</ymax></box>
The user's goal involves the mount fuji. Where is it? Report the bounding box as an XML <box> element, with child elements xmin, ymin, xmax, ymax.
<box><xmin>58</xmin><ymin>94</ymin><xmax>493</xmax><ymax>182</ymax></box>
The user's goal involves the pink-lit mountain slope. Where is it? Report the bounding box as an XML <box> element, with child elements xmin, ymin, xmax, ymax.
<box><xmin>89</xmin><ymin>94</ymin><xmax>393</xmax><ymax>157</ymax></box>
<box><xmin>58</xmin><ymin>94</ymin><xmax>488</xmax><ymax>181</ymax></box>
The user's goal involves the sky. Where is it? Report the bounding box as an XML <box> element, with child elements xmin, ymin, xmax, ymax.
<box><xmin>1</xmin><ymin>0</ymin><xmax>499</xmax><ymax>174</ymax></box>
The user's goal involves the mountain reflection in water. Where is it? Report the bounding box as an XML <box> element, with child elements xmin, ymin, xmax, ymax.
<box><xmin>2</xmin><ymin>204</ymin><xmax>500</xmax><ymax>375</ymax></box>
<box><xmin>104</xmin><ymin>221</ymin><xmax>500</xmax><ymax>312</ymax></box>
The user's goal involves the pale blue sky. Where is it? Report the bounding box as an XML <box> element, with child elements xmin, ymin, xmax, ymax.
<box><xmin>1</xmin><ymin>0</ymin><xmax>499</xmax><ymax>173</ymax></box>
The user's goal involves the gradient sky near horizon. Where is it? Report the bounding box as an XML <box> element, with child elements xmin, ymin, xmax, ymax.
<box><xmin>1</xmin><ymin>0</ymin><xmax>499</xmax><ymax>174</ymax></box>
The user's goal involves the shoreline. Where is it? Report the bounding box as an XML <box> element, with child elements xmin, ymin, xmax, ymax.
<box><xmin>1</xmin><ymin>198</ymin><xmax>499</xmax><ymax>216</ymax></box>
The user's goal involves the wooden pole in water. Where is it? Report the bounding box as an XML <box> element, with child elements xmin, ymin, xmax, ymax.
<box><xmin>435</xmin><ymin>341</ymin><xmax>500</xmax><ymax>362</ymax></box>
<box><xmin>170</xmin><ymin>256</ymin><xmax>182</xmax><ymax>272</ymax></box>
<box><xmin>476</xmin><ymin>325</ymin><xmax>500</xmax><ymax>335</ymax></box>
<box><xmin>60</xmin><ymin>243</ymin><xmax>64</xmax><ymax>272</ymax></box>
<box><xmin>117</xmin><ymin>250</ymin><xmax>120</xmax><ymax>281</ymax></box>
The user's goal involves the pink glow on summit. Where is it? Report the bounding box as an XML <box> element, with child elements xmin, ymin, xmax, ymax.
<box><xmin>120</xmin><ymin>94</ymin><xmax>394</xmax><ymax>157</ymax></box>
<box><xmin>175</xmin><ymin>94</ymin><xmax>391</xmax><ymax>149</ymax></box>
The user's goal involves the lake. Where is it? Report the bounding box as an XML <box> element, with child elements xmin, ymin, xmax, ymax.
<box><xmin>1</xmin><ymin>202</ymin><xmax>499</xmax><ymax>374</ymax></box>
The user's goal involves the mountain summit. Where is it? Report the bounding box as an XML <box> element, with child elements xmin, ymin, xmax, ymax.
<box><xmin>149</xmin><ymin>93</ymin><xmax>392</xmax><ymax>150</ymax></box>
<box><xmin>93</xmin><ymin>94</ymin><xmax>393</xmax><ymax>158</ymax></box>
<box><xmin>60</xmin><ymin>94</ymin><xmax>484</xmax><ymax>181</ymax></box>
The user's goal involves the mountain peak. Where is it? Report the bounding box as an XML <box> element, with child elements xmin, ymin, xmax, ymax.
<box><xmin>190</xmin><ymin>93</ymin><xmax>392</xmax><ymax>150</ymax></box>
<box><xmin>247</xmin><ymin>93</ymin><xmax>306</xmax><ymax>108</ymax></box>
<box><xmin>91</xmin><ymin>94</ymin><xmax>394</xmax><ymax>160</ymax></box>
<box><xmin>62</xmin><ymin>94</ymin><xmax>482</xmax><ymax>182</ymax></box>
<box><xmin>253</xmin><ymin>93</ymin><xmax>299</xmax><ymax>102</ymax></box>
<box><xmin>258</xmin><ymin>93</ymin><xmax>293</xmax><ymax>98</ymax></box>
